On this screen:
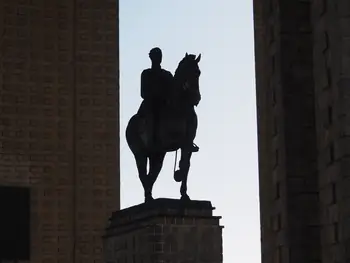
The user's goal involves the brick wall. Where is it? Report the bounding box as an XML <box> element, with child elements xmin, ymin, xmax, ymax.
<box><xmin>254</xmin><ymin>1</ymin><xmax>320</xmax><ymax>262</ymax></box>
<box><xmin>0</xmin><ymin>1</ymin><xmax>120</xmax><ymax>262</ymax></box>
<box><xmin>312</xmin><ymin>0</ymin><xmax>350</xmax><ymax>262</ymax></box>
<box><xmin>104</xmin><ymin>199</ymin><xmax>223</xmax><ymax>263</ymax></box>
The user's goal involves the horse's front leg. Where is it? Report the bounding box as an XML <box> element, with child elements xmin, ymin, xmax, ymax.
<box><xmin>147</xmin><ymin>152</ymin><xmax>166</xmax><ymax>198</ymax></box>
<box><xmin>178</xmin><ymin>148</ymin><xmax>193</xmax><ymax>201</ymax></box>
<box><xmin>134</xmin><ymin>154</ymin><xmax>151</xmax><ymax>202</ymax></box>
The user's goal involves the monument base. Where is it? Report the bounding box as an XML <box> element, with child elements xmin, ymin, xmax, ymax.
<box><xmin>103</xmin><ymin>198</ymin><xmax>223</xmax><ymax>263</ymax></box>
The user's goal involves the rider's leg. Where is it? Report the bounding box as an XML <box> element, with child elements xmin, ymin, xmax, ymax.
<box><xmin>185</xmin><ymin>140</ymin><xmax>199</xmax><ymax>152</ymax></box>
<box><xmin>152</xmin><ymin>104</ymin><xmax>161</xmax><ymax>147</ymax></box>
<box><xmin>186</xmin><ymin>111</ymin><xmax>199</xmax><ymax>152</ymax></box>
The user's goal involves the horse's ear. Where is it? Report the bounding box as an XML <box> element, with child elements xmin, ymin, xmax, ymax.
<box><xmin>185</xmin><ymin>52</ymin><xmax>188</xmax><ymax>57</ymax></box>
<box><xmin>196</xmin><ymin>54</ymin><xmax>201</xmax><ymax>63</ymax></box>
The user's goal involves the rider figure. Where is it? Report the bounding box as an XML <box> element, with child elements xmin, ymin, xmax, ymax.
<box><xmin>138</xmin><ymin>47</ymin><xmax>173</xmax><ymax>146</ymax></box>
<box><xmin>138</xmin><ymin>47</ymin><xmax>199</xmax><ymax>152</ymax></box>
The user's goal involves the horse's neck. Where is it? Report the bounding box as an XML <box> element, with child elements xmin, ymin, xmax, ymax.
<box><xmin>173</xmin><ymin>75</ymin><xmax>182</xmax><ymax>86</ymax></box>
<box><xmin>173</xmin><ymin>77</ymin><xmax>186</xmax><ymax>93</ymax></box>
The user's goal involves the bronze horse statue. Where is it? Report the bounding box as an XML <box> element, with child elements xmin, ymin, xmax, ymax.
<box><xmin>126</xmin><ymin>53</ymin><xmax>202</xmax><ymax>203</ymax></box>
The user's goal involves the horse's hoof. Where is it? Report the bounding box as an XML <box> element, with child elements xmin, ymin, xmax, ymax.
<box><xmin>181</xmin><ymin>194</ymin><xmax>191</xmax><ymax>202</ymax></box>
<box><xmin>174</xmin><ymin>170</ymin><xmax>183</xmax><ymax>182</ymax></box>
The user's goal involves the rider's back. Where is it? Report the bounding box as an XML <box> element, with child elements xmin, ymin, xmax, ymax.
<box><xmin>141</xmin><ymin>68</ymin><xmax>173</xmax><ymax>104</ymax></box>
<box><xmin>141</xmin><ymin>68</ymin><xmax>173</xmax><ymax>102</ymax></box>
<box><xmin>137</xmin><ymin>67</ymin><xmax>173</xmax><ymax>122</ymax></box>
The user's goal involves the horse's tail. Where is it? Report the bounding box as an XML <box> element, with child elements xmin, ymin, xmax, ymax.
<box><xmin>126</xmin><ymin>114</ymin><xmax>145</xmax><ymax>155</ymax></box>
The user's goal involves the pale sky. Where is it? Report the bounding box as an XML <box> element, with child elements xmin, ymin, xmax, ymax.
<box><xmin>119</xmin><ymin>1</ymin><xmax>260</xmax><ymax>262</ymax></box>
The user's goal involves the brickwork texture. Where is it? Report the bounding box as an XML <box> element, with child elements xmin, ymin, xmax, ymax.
<box><xmin>104</xmin><ymin>199</ymin><xmax>223</xmax><ymax>263</ymax></box>
<box><xmin>254</xmin><ymin>0</ymin><xmax>350</xmax><ymax>262</ymax></box>
<box><xmin>0</xmin><ymin>0</ymin><xmax>120</xmax><ymax>262</ymax></box>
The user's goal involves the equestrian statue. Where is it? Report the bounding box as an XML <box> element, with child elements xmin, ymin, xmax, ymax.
<box><xmin>126</xmin><ymin>47</ymin><xmax>202</xmax><ymax>203</ymax></box>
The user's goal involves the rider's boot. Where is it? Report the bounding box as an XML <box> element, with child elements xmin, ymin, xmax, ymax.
<box><xmin>185</xmin><ymin>141</ymin><xmax>199</xmax><ymax>152</ymax></box>
<box><xmin>191</xmin><ymin>142</ymin><xmax>199</xmax><ymax>152</ymax></box>
<box><xmin>152</xmin><ymin>131</ymin><xmax>157</xmax><ymax>150</ymax></box>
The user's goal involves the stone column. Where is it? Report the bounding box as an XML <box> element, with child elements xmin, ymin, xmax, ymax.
<box><xmin>103</xmin><ymin>198</ymin><xmax>223</xmax><ymax>263</ymax></box>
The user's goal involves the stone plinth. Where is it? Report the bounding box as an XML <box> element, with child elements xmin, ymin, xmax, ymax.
<box><xmin>103</xmin><ymin>198</ymin><xmax>223</xmax><ymax>263</ymax></box>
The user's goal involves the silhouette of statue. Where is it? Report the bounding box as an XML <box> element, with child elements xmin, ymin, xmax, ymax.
<box><xmin>126</xmin><ymin>51</ymin><xmax>202</xmax><ymax>203</ymax></box>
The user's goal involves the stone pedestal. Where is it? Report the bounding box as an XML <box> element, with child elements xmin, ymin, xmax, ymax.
<box><xmin>103</xmin><ymin>198</ymin><xmax>223</xmax><ymax>263</ymax></box>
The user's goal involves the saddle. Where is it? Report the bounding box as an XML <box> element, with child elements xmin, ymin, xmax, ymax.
<box><xmin>138</xmin><ymin>111</ymin><xmax>187</xmax><ymax>152</ymax></box>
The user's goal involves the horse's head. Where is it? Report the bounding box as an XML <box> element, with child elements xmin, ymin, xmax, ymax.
<box><xmin>174</xmin><ymin>53</ymin><xmax>202</xmax><ymax>106</ymax></box>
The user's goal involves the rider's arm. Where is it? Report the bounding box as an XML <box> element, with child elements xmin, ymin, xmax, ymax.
<box><xmin>165</xmin><ymin>70</ymin><xmax>174</xmax><ymax>93</ymax></box>
<box><xmin>141</xmin><ymin>70</ymin><xmax>148</xmax><ymax>99</ymax></box>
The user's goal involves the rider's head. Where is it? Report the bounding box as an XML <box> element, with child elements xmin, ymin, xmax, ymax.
<box><xmin>149</xmin><ymin>47</ymin><xmax>162</xmax><ymax>65</ymax></box>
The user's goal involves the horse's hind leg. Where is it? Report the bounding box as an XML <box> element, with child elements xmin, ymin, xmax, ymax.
<box><xmin>148</xmin><ymin>152</ymin><xmax>166</xmax><ymax>198</ymax></box>
<box><xmin>134</xmin><ymin>154</ymin><xmax>150</xmax><ymax>202</ymax></box>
